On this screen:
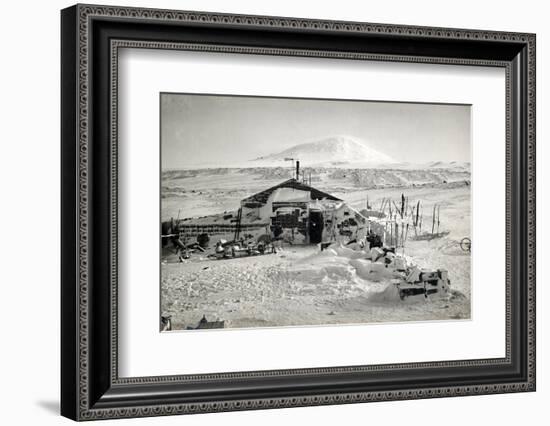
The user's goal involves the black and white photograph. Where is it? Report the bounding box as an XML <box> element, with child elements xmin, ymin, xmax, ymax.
<box><xmin>160</xmin><ymin>93</ymin><xmax>472</xmax><ymax>331</ymax></box>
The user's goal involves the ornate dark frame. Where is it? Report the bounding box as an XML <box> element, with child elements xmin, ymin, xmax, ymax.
<box><xmin>61</xmin><ymin>3</ymin><xmax>536</xmax><ymax>421</ymax></box>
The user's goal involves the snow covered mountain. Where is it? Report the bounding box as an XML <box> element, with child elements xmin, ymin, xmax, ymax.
<box><xmin>251</xmin><ymin>135</ymin><xmax>396</xmax><ymax>167</ymax></box>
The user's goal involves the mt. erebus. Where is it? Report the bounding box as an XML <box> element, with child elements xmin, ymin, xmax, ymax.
<box><xmin>251</xmin><ymin>135</ymin><xmax>396</xmax><ymax>167</ymax></box>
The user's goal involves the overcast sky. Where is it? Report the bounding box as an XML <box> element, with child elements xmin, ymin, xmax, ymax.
<box><xmin>161</xmin><ymin>93</ymin><xmax>471</xmax><ymax>169</ymax></box>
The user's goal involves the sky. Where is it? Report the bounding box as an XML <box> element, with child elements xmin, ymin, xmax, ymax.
<box><xmin>161</xmin><ymin>93</ymin><xmax>471</xmax><ymax>169</ymax></box>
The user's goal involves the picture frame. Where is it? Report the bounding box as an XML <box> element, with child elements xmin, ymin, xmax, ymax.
<box><xmin>61</xmin><ymin>3</ymin><xmax>536</xmax><ymax>421</ymax></box>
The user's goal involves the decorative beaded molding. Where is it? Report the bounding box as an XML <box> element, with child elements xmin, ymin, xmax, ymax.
<box><xmin>526</xmin><ymin>35</ymin><xmax>536</xmax><ymax>388</ymax></box>
<box><xmin>81</xmin><ymin>382</ymin><xmax>531</xmax><ymax>420</ymax></box>
<box><xmin>74</xmin><ymin>4</ymin><xmax>536</xmax><ymax>420</ymax></box>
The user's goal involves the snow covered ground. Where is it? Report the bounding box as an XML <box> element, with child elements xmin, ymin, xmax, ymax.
<box><xmin>161</xmin><ymin>240</ymin><xmax>469</xmax><ymax>330</ymax></box>
<box><xmin>160</xmin><ymin>166</ymin><xmax>471</xmax><ymax>331</ymax></box>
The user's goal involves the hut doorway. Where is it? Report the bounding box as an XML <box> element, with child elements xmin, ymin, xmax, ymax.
<box><xmin>309</xmin><ymin>210</ymin><xmax>324</xmax><ymax>244</ymax></box>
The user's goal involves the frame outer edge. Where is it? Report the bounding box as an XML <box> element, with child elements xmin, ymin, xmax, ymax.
<box><xmin>77</xmin><ymin>2</ymin><xmax>91</xmax><ymax>420</ymax></box>
<box><xmin>61</xmin><ymin>4</ymin><xmax>80</xmax><ymax>422</ymax></box>
<box><xmin>527</xmin><ymin>34</ymin><xmax>536</xmax><ymax>390</ymax></box>
<box><xmin>67</xmin><ymin>4</ymin><xmax>536</xmax><ymax>420</ymax></box>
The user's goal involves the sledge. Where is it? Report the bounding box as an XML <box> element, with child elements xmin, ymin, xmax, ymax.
<box><xmin>410</xmin><ymin>231</ymin><xmax>450</xmax><ymax>241</ymax></box>
<box><xmin>208</xmin><ymin>207</ymin><xmax>275</xmax><ymax>260</ymax></box>
<box><xmin>393</xmin><ymin>267</ymin><xmax>451</xmax><ymax>300</ymax></box>
<box><xmin>209</xmin><ymin>238</ymin><xmax>275</xmax><ymax>260</ymax></box>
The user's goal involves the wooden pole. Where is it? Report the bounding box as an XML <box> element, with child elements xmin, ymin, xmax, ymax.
<box><xmin>395</xmin><ymin>222</ymin><xmax>399</xmax><ymax>248</ymax></box>
<box><xmin>404</xmin><ymin>223</ymin><xmax>409</xmax><ymax>254</ymax></box>
<box><xmin>410</xmin><ymin>206</ymin><xmax>418</xmax><ymax>236</ymax></box>
<box><xmin>234</xmin><ymin>207</ymin><xmax>242</xmax><ymax>241</ymax></box>
<box><xmin>437</xmin><ymin>205</ymin><xmax>441</xmax><ymax>234</ymax></box>
<box><xmin>432</xmin><ymin>204</ymin><xmax>436</xmax><ymax>235</ymax></box>
<box><xmin>392</xmin><ymin>200</ymin><xmax>401</xmax><ymax>219</ymax></box>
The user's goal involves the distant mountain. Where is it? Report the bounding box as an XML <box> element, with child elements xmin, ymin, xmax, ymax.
<box><xmin>427</xmin><ymin>160</ymin><xmax>471</xmax><ymax>170</ymax></box>
<box><xmin>251</xmin><ymin>135</ymin><xmax>396</xmax><ymax>167</ymax></box>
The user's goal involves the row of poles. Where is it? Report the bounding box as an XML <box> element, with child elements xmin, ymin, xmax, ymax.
<box><xmin>370</xmin><ymin>193</ymin><xmax>443</xmax><ymax>250</ymax></box>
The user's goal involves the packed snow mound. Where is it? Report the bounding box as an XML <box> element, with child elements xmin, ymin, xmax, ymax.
<box><xmin>285</xmin><ymin>243</ymin><xmax>445</xmax><ymax>304</ymax></box>
<box><xmin>290</xmin><ymin>244</ymin><xmax>397</xmax><ymax>288</ymax></box>
<box><xmin>252</xmin><ymin>135</ymin><xmax>396</xmax><ymax>167</ymax></box>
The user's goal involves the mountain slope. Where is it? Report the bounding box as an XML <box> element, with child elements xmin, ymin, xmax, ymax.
<box><xmin>252</xmin><ymin>135</ymin><xmax>396</xmax><ymax>166</ymax></box>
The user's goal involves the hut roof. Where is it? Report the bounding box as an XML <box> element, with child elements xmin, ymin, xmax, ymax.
<box><xmin>241</xmin><ymin>178</ymin><xmax>342</xmax><ymax>205</ymax></box>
